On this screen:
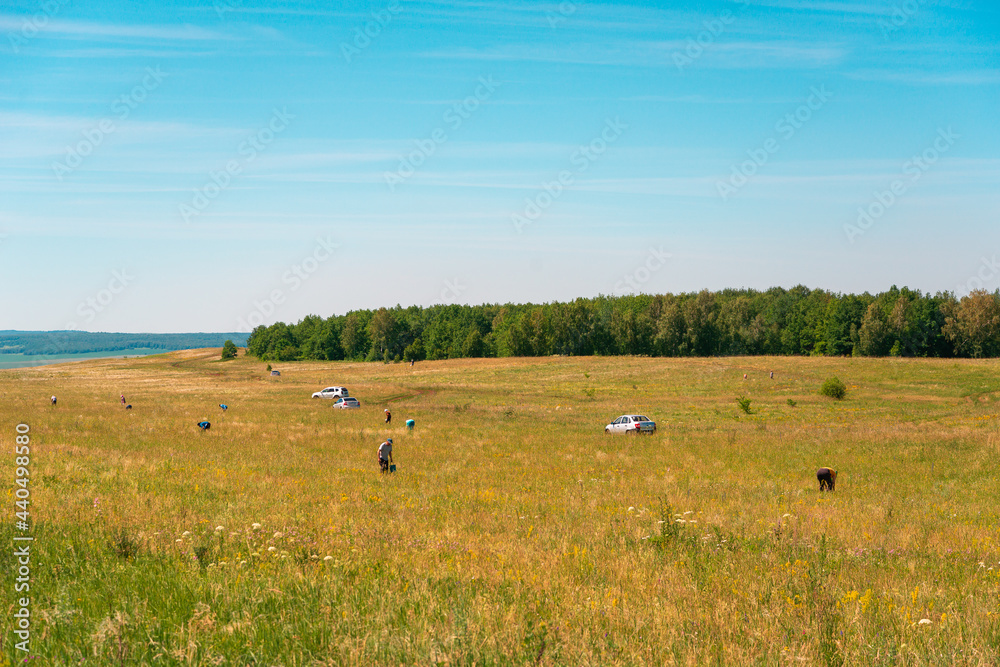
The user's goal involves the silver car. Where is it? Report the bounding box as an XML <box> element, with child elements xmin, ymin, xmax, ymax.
<box><xmin>605</xmin><ymin>415</ymin><xmax>656</xmax><ymax>434</ymax></box>
<box><xmin>332</xmin><ymin>397</ymin><xmax>361</xmax><ymax>410</ymax></box>
<box><xmin>312</xmin><ymin>386</ymin><xmax>349</xmax><ymax>399</ymax></box>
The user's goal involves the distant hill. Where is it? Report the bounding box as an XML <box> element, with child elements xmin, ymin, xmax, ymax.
<box><xmin>0</xmin><ymin>331</ymin><xmax>249</xmax><ymax>356</ymax></box>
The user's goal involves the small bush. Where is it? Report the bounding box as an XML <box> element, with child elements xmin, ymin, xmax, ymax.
<box><xmin>820</xmin><ymin>377</ymin><xmax>847</xmax><ymax>400</ymax></box>
<box><xmin>786</xmin><ymin>398</ymin><xmax>797</xmax><ymax>407</ymax></box>
<box><xmin>736</xmin><ymin>395</ymin><xmax>753</xmax><ymax>414</ymax></box>
<box><xmin>221</xmin><ymin>339</ymin><xmax>238</xmax><ymax>360</ymax></box>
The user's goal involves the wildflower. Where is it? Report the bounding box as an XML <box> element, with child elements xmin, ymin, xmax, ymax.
<box><xmin>267</xmin><ymin>546</ymin><xmax>276</xmax><ymax>552</ymax></box>
<box><xmin>918</xmin><ymin>618</ymin><xmax>932</xmax><ymax>625</ymax></box>
<box><xmin>252</xmin><ymin>523</ymin><xmax>262</xmax><ymax>530</ymax></box>
<box><xmin>175</xmin><ymin>539</ymin><xmax>183</xmax><ymax>544</ymax></box>
<box><xmin>215</xmin><ymin>525</ymin><xmax>224</xmax><ymax>532</ymax></box>
<box><xmin>324</xmin><ymin>556</ymin><xmax>333</xmax><ymax>561</ymax></box>
<box><xmin>273</xmin><ymin>532</ymin><xmax>283</xmax><ymax>539</ymax></box>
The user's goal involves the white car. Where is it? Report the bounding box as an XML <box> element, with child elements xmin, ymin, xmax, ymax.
<box><xmin>332</xmin><ymin>397</ymin><xmax>361</xmax><ymax>409</ymax></box>
<box><xmin>312</xmin><ymin>386</ymin><xmax>349</xmax><ymax>399</ymax></box>
<box><xmin>605</xmin><ymin>415</ymin><xmax>656</xmax><ymax>434</ymax></box>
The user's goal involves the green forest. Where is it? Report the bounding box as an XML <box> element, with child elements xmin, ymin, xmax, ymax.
<box><xmin>246</xmin><ymin>286</ymin><xmax>1000</xmax><ymax>362</ymax></box>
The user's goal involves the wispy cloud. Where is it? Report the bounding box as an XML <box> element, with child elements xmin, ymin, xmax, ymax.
<box><xmin>0</xmin><ymin>15</ymin><xmax>228</xmax><ymax>41</ymax></box>
<box><xmin>420</xmin><ymin>39</ymin><xmax>846</xmax><ymax>69</ymax></box>
<box><xmin>846</xmin><ymin>69</ymin><xmax>1000</xmax><ymax>85</ymax></box>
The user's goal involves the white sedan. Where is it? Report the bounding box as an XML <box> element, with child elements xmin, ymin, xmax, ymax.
<box><xmin>605</xmin><ymin>415</ymin><xmax>656</xmax><ymax>434</ymax></box>
<box><xmin>332</xmin><ymin>397</ymin><xmax>361</xmax><ymax>410</ymax></box>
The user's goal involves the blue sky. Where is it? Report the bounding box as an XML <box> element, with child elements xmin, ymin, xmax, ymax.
<box><xmin>1</xmin><ymin>0</ymin><xmax>997</xmax><ymax>333</ymax></box>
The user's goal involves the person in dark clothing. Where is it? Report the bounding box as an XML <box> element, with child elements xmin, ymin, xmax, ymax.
<box><xmin>384</xmin><ymin>408</ymin><xmax>391</xmax><ymax>424</ymax></box>
<box><xmin>817</xmin><ymin>467</ymin><xmax>837</xmax><ymax>491</ymax></box>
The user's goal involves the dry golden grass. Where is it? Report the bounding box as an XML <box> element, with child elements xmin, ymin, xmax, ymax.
<box><xmin>2</xmin><ymin>351</ymin><xmax>999</xmax><ymax>665</ymax></box>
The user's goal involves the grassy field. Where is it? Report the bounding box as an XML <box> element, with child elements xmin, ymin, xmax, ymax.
<box><xmin>2</xmin><ymin>350</ymin><xmax>999</xmax><ymax>665</ymax></box>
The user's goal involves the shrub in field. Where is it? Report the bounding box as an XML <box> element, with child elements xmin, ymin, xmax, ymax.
<box><xmin>736</xmin><ymin>395</ymin><xmax>753</xmax><ymax>414</ymax></box>
<box><xmin>787</xmin><ymin>398</ymin><xmax>797</xmax><ymax>407</ymax></box>
<box><xmin>820</xmin><ymin>377</ymin><xmax>847</xmax><ymax>400</ymax></box>
<box><xmin>221</xmin><ymin>339</ymin><xmax>238</xmax><ymax>360</ymax></box>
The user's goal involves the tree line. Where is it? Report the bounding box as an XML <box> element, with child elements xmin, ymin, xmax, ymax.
<box><xmin>245</xmin><ymin>286</ymin><xmax>1000</xmax><ymax>362</ymax></box>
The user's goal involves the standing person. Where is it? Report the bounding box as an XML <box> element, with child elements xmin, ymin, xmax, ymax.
<box><xmin>121</xmin><ymin>394</ymin><xmax>126</xmax><ymax>405</ymax></box>
<box><xmin>384</xmin><ymin>408</ymin><xmax>391</xmax><ymax>424</ymax></box>
<box><xmin>378</xmin><ymin>438</ymin><xmax>393</xmax><ymax>473</ymax></box>
<box><xmin>50</xmin><ymin>395</ymin><xmax>57</xmax><ymax>406</ymax></box>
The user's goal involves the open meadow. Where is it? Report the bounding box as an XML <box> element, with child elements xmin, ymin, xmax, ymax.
<box><xmin>2</xmin><ymin>350</ymin><xmax>1000</xmax><ymax>665</ymax></box>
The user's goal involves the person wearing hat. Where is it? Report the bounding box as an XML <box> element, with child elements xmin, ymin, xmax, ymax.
<box><xmin>384</xmin><ymin>408</ymin><xmax>392</xmax><ymax>424</ymax></box>
<box><xmin>378</xmin><ymin>438</ymin><xmax>394</xmax><ymax>473</ymax></box>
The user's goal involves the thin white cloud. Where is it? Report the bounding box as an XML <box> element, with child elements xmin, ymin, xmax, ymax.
<box><xmin>0</xmin><ymin>16</ymin><xmax>227</xmax><ymax>41</ymax></box>
<box><xmin>420</xmin><ymin>39</ymin><xmax>846</xmax><ymax>68</ymax></box>
<box><xmin>845</xmin><ymin>69</ymin><xmax>1000</xmax><ymax>85</ymax></box>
